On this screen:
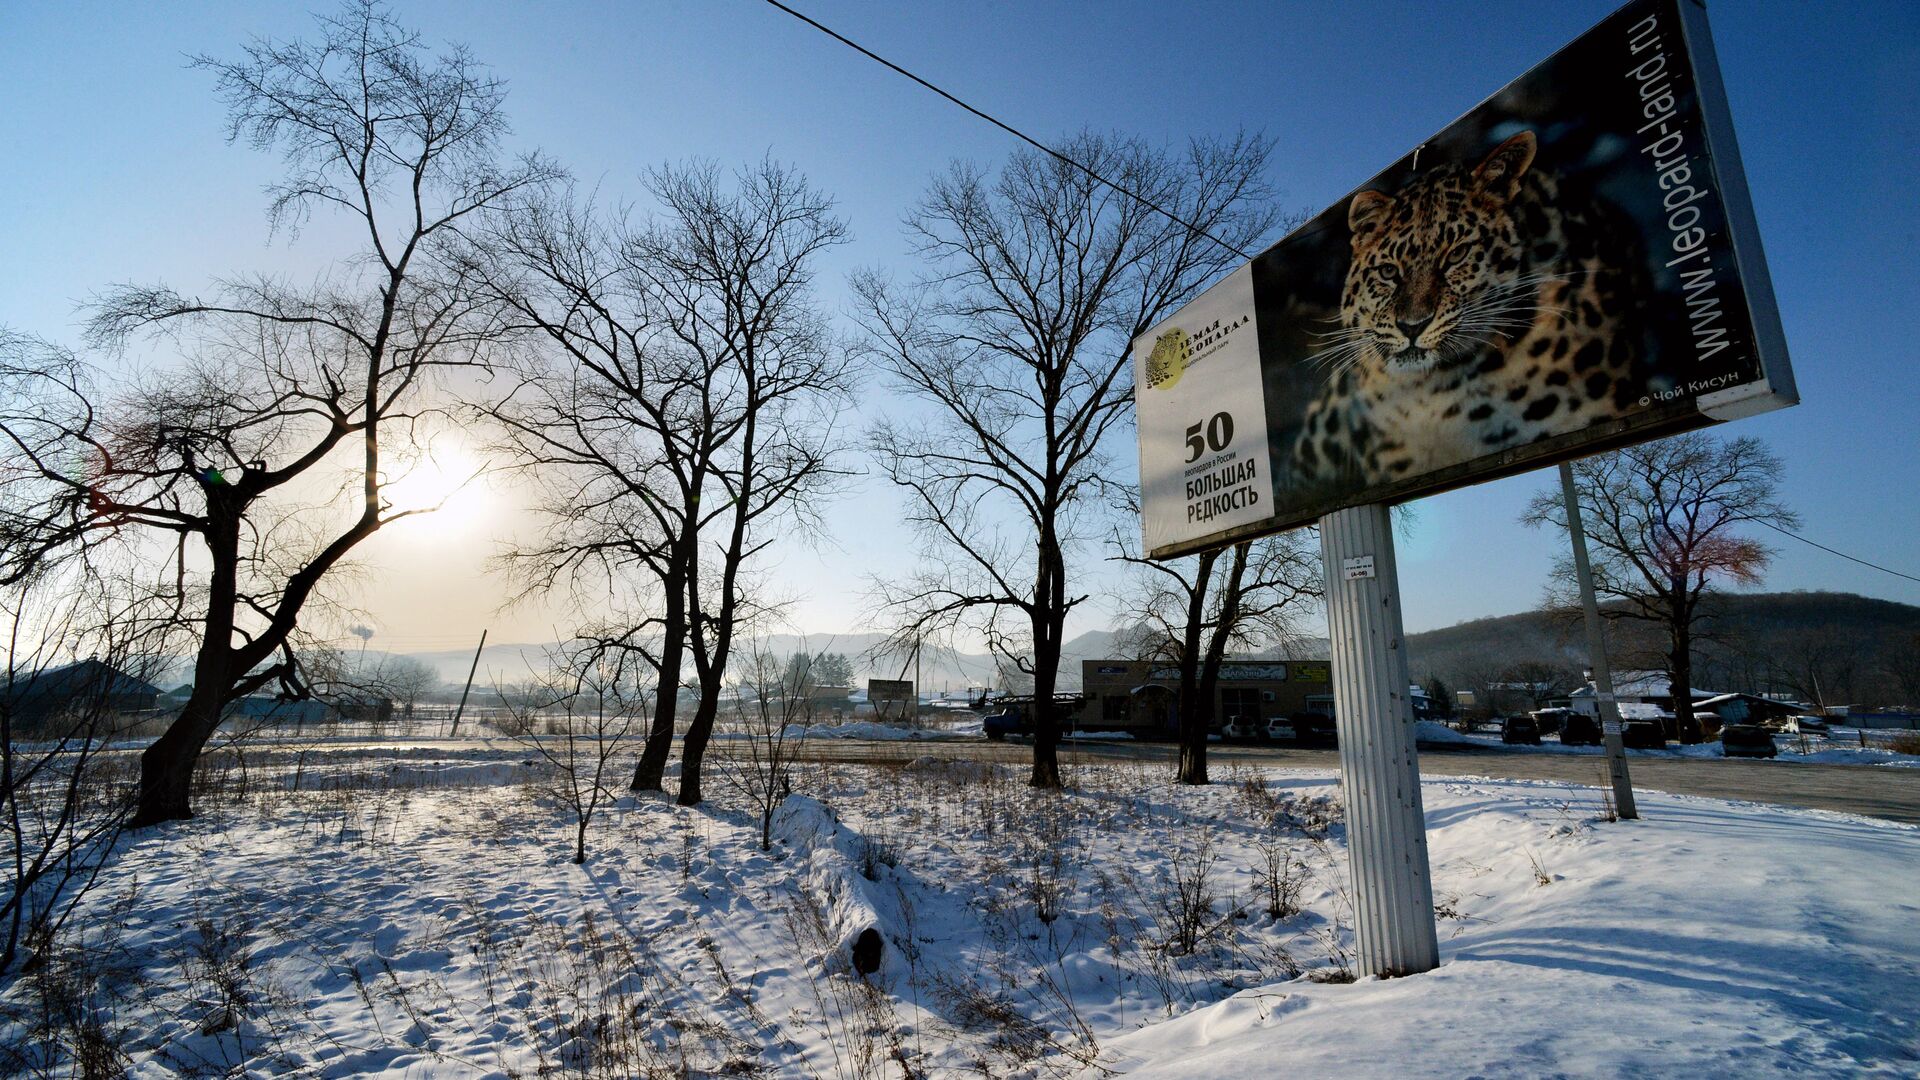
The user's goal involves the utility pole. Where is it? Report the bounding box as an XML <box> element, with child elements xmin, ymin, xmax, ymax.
<box><xmin>450</xmin><ymin>628</ymin><xmax>487</xmax><ymax>738</ymax></box>
<box><xmin>1559</xmin><ymin>462</ymin><xmax>1639</xmax><ymax>820</ymax></box>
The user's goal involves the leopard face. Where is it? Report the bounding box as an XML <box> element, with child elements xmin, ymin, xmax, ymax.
<box><xmin>1336</xmin><ymin>131</ymin><xmax>1538</xmax><ymax>376</ymax></box>
<box><xmin>1290</xmin><ymin>129</ymin><xmax>1648</xmax><ymax>490</ymax></box>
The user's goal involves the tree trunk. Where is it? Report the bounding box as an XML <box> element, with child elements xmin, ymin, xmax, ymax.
<box><xmin>1175</xmin><ymin>550</ymin><xmax>1219</xmax><ymax>786</ymax></box>
<box><xmin>677</xmin><ymin>694</ymin><xmax>717</xmax><ymax>806</ymax></box>
<box><xmin>631</xmin><ymin>558</ymin><xmax>687</xmax><ymax>791</ymax></box>
<box><xmin>132</xmin><ymin>507</ymin><xmax>242</xmax><ymax>827</ymax></box>
<box><xmin>1028</xmin><ymin>526</ymin><xmax>1067</xmax><ymax>789</ymax></box>
<box><xmin>1029</xmin><ymin>627</ymin><xmax>1062</xmax><ymax>788</ymax></box>
<box><xmin>1670</xmin><ymin>615</ymin><xmax>1698</xmax><ymax>744</ymax></box>
<box><xmin>1188</xmin><ymin>543</ymin><xmax>1250</xmax><ymax>785</ymax></box>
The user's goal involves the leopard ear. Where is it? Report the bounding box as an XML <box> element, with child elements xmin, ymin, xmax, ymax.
<box><xmin>1348</xmin><ymin>190</ymin><xmax>1394</xmax><ymax>247</ymax></box>
<box><xmin>1473</xmin><ymin>131</ymin><xmax>1537</xmax><ymax>200</ymax></box>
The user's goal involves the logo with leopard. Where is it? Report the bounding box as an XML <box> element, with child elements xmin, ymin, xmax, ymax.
<box><xmin>1291</xmin><ymin>130</ymin><xmax>1649</xmax><ymax>488</ymax></box>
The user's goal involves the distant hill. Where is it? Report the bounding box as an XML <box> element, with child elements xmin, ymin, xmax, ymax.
<box><xmin>750</xmin><ymin>628</ymin><xmax>1125</xmax><ymax>692</ymax></box>
<box><xmin>390</xmin><ymin>627</ymin><xmax>1129</xmax><ymax>695</ymax></box>
<box><xmin>400</xmin><ymin>642</ymin><xmax>563</xmax><ymax>689</ymax></box>
<box><xmin>1406</xmin><ymin>591</ymin><xmax>1920</xmax><ymax>709</ymax></box>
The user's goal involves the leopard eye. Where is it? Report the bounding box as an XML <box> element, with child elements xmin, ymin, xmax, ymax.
<box><xmin>1375</xmin><ymin>264</ymin><xmax>1400</xmax><ymax>283</ymax></box>
<box><xmin>1444</xmin><ymin>247</ymin><xmax>1474</xmax><ymax>269</ymax></box>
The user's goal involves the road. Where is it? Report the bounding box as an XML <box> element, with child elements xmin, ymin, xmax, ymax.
<box><xmin>222</xmin><ymin>732</ymin><xmax>1920</xmax><ymax>824</ymax></box>
<box><xmin>788</xmin><ymin>738</ymin><xmax>1920</xmax><ymax>824</ymax></box>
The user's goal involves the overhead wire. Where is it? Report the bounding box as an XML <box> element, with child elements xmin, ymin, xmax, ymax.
<box><xmin>1748</xmin><ymin>518</ymin><xmax>1920</xmax><ymax>586</ymax></box>
<box><xmin>758</xmin><ymin>0</ymin><xmax>1256</xmax><ymax>261</ymax></box>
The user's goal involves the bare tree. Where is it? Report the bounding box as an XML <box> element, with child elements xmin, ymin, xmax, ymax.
<box><xmin>1523</xmin><ymin>433</ymin><xmax>1796</xmax><ymax>743</ymax></box>
<box><xmin>654</xmin><ymin>162</ymin><xmax>853</xmax><ymax>807</ymax></box>
<box><xmin>1113</xmin><ymin>519</ymin><xmax>1320</xmax><ymax>784</ymax></box>
<box><xmin>1771</xmin><ymin>627</ymin><xmax>1857</xmax><ymax>713</ymax></box>
<box><xmin>476</xmin><ymin>161</ymin><xmax>851</xmax><ymax>807</ymax></box>
<box><xmin>1880</xmin><ymin>634</ymin><xmax>1920</xmax><ymax>716</ymax></box>
<box><xmin>860</xmin><ymin>131</ymin><xmax>1277</xmax><ymax>788</ymax></box>
<box><xmin>0</xmin><ymin>5</ymin><xmax>554</xmax><ymax>825</ymax></box>
<box><xmin>716</xmin><ymin>644</ymin><xmax>811</xmax><ymax>851</ymax></box>
<box><xmin>370</xmin><ymin>655</ymin><xmax>440</xmax><ymax>729</ymax></box>
<box><xmin>503</xmin><ymin>647</ymin><xmax>645</xmax><ymax>865</ymax></box>
<box><xmin>1494</xmin><ymin>658</ymin><xmax>1581</xmax><ymax>716</ymax></box>
<box><xmin>470</xmin><ymin>186</ymin><xmax>703</xmax><ymax>795</ymax></box>
<box><xmin>0</xmin><ymin>574</ymin><xmax>157</xmax><ymax>973</ymax></box>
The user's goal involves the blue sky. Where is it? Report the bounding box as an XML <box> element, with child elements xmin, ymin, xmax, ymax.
<box><xmin>3</xmin><ymin>0</ymin><xmax>1917</xmax><ymax>648</ymax></box>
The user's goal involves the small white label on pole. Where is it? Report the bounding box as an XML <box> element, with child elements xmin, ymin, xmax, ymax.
<box><xmin>1343</xmin><ymin>555</ymin><xmax>1376</xmax><ymax>580</ymax></box>
<box><xmin>1596</xmin><ymin>692</ymin><xmax>1617</xmax><ymax>703</ymax></box>
<box><xmin>1603</xmin><ymin>720</ymin><xmax>1624</xmax><ymax>734</ymax></box>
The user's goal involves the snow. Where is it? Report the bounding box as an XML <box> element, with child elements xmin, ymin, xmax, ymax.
<box><xmin>799</xmin><ymin>720</ymin><xmax>973</xmax><ymax>741</ymax></box>
<box><xmin>1413</xmin><ymin>719</ymin><xmax>1480</xmax><ymax>746</ymax></box>
<box><xmin>1096</xmin><ymin>784</ymin><xmax>1920</xmax><ymax>1078</ymax></box>
<box><xmin>7</xmin><ymin>749</ymin><xmax>1917</xmax><ymax>1077</ymax></box>
<box><xmin>705</xmin><ymin>720</ymin><xmax>975</xmax><ymax>741</ymax></box>
<box><xmin>772</xmin><ymin>796</ymin><xmax>910</xmax><ymax>979</ymax></box>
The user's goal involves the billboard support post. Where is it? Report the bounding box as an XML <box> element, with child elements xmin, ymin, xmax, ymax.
<box><xmin>1319</xmin><ymin>502</ymin><xmax>1438</xmax><ymax>977</ymax></box>
<box><xmin>1558</xmin><ymin>462</ymin><xmax>1640</xmax><ymax>820</ymax></box>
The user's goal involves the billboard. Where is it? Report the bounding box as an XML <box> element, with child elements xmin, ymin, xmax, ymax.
<box><xmin>1136</xmin><ymin>0</ymin><xmax>1795</xmax><ymax>559</ymax></box>
<box><xmin>867</xmin><ymin>678</ymin><xmax>915</xmax><ymax>722</ymax></box>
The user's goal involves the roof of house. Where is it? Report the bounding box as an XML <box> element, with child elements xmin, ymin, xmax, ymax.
<box><xmin>5</xmin><ymin>658</ymin><xmax>161</xmax><ymax>703</ymax></box>
<box><xmin>1569</xmin><ymin>671</ymin><xmax>1726</xmax><ymax>700</ymax></box>
<box><xmin>1694</xmin><ymin>692</ymin><xmax>1805</xmax><ymax>714</ymax></box>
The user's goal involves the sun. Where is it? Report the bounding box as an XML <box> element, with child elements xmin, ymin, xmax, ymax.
<box><xmin>379</xmin><ymin>438</ymin><xmax>494</xmax><ymax>534</ymax></box>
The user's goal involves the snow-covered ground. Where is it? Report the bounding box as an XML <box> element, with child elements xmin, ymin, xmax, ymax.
<box><xmin>5</xmin><ymin>752</ymin><xmax>1916</xmax><ymax>1077</ymax></box>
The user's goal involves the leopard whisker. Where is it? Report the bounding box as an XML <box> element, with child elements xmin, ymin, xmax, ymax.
<box><xmin>1307</xmin><ymin>342</ymin><xmax>1374</xmax><ymax>373</ymax></box>
<box><xmin>1301</xmin><ymin>336</ymin><xmax>1370</xmax><ymax>369</ymax></box>
<box><xmin>1454</xmin><ymin>295</ymin><xmax>1568</xmax><ymax>315</ymax></box>
<box><xmin>1448</xmin><ymin>319</ymin><xmax>1541</xmax><ymax>336</ymax></box>
<box><xmin>1450</xmin><ymin>304</ymin><xmax>1565</xmax><ymax>327</ymax></box>
<box><xmin>1311</xmin><ymin>327</ymin><xmax>1376</xmax><ymax>345</ymax></box>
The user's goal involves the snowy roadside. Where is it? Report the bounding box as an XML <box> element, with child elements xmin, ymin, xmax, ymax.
<box><xmin>5</xmin><ymin>755</ymin><xmax>1915</xmax><ymax>1077</ymax></box>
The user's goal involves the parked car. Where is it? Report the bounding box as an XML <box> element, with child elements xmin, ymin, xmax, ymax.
<box><xmin>1720</xmin><ymin>723</ymin><xmax>1778</xmax><ymax>759</ymax></box>
<box><xmin>1558</xmin><ymin>713</ymin><xmax>1603</xmax><ymax>747</ymax></box>
<box><xmin>982</xmin><ymin>708</ymin><xmax>1028</xmax><ymax>740</ymax></box>
<box><xmin>1529</xmin><ymin>708</ymin><xmax>1568</xmax><ymax>737</ymax></box>
<box><xmin>1221</xmin><ymin>715</ymin><xmax>1263</xmax><ymax>741</ymax></box>
<box><xmin>1263</xmin><ymin>716</ymin><xmax>1296</xmax><ymax>742</ymax></box>
<box><xmin>1501</xmin><ymin>715</ymin><xmax>1542</xmax><ymax>746</ymax></box>
<box><xmin>1292</xmin><ymin>711</ymin><xmax>1338</xmax><ymax>747</ymax></box>
<box><xmin>1621</xmin><ymin>720</ymin><xmax>1667</xmax><ymax>749</ymax></box>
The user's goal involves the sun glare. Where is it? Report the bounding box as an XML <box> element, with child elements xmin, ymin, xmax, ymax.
<box><xmin>380</xmin><ymin>442</ymin><xmax>494</xmax><ymax>535</ymax></box>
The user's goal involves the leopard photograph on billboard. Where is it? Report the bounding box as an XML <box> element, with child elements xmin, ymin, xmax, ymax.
<box><xmin>1135</xmin><ymin>0</ymin><xmax>1795</xmax><ymax>559</ymax></box>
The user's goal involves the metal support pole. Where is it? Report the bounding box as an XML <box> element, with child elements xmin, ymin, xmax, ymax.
<box><xmin>450</xmin><ymin>628</ymin><xmax>487</xmax><ymax>738</ymax></box>
<box><xmin>1318</xmin><ymin>503</ymin><xmax>1438</xmax><ymax>978</ymax></box>
<box><xmin>1559</xmin><ymin>462</ymin><xmax>1639</xmax><ymax>820</ymax></box>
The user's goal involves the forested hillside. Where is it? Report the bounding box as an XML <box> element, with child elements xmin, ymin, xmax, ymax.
<box><xmin>1407</xmin><ymin>591</ymin><xmax>1920</xmax><ymax>711</ymax></box>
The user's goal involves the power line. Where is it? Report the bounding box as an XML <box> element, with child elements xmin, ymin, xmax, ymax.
<box><xmin>1750</xmin><ymin>517</ymin><xmax>1920</xmax><ymax>586</ymax></box>
<box><xmin>759</xmin><ymin>0</ymin><xmax>1255</xmax><ymax>261</ymax></box>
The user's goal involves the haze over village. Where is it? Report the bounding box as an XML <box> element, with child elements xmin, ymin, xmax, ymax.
<box><xmin>1</xmin><ymin>1</ymin><xmax>1917</xmax><ymax>1076</ymax></box>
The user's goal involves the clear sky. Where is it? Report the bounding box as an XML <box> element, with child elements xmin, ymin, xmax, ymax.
<box><xmin>4</xmin><ymin>0</ymin><xmax>1917</xmax><ymax>652</ymax></box>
